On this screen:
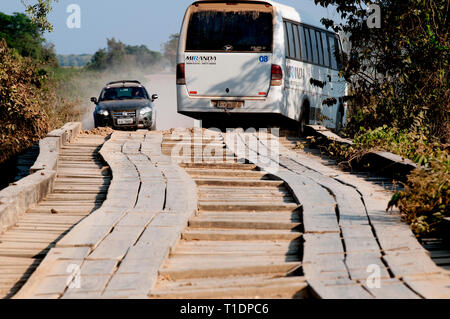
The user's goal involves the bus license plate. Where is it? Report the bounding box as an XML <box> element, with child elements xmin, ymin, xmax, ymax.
<box><xmin>117</xmin><ymin>118</ymin><xmax>134</xmax><ymax>125</ymax></box>
<box><xmin>213</xmin><ymin>101</ymin><xmax>243</xmax><ymax>109</ymax></box>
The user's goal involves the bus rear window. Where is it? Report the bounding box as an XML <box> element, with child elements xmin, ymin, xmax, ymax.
<box><xmin>186</xmin><ymin>3</ymin><xmax>273</xmax><ymax>52</ymax></box>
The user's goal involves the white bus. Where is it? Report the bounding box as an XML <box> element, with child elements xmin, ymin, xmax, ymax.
<box><xmin>176</xmin><ymin>0</ymin><xmax>347</xmax><ymax>132</ymax></box>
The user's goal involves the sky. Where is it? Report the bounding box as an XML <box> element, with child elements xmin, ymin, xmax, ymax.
<box><xmin>0</xmin><ymin>0</ymin><xmax>340</xmax><ymax>55</ymax></box>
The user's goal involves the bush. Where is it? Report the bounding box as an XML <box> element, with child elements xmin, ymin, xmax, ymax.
<box><xmin>353</xmin><ymin>126</ymin><xmax>447</xmax><ymax>166</ymax></box>
<box><xmin>315</xmin><ymin>0</ymin><xmax>449</xmax><ymax>143</ymax></box>
<box><xmin>0</xmin><ymin>40</ymin><xmax>84</xmax><ymax>164</ymax></box>
<box><xmin>0</xmin><ymin>39</ymin><xmax>49</xmax><ymax>163</ymax></box>
<box><xmin>388</xmin><ymin>158</ymin><xmax>449</xmax><ymax>237</ymax></box>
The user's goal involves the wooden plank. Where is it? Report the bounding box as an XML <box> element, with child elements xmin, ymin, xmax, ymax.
<box><xmin>80</xmin><ymin>260</ymin><xmax>118</xmax><ymax>276</ymax></box>
<box><xmin>278</xmin><ymin>171</ymin><xmax>340</xmax><ymax>234</ymax></box>
<box><xmin>198</xmin><ymin>202</ymin><xmax>299</xmax><ymax>212</ymax></box>
<box><xmin>134</xmin><ymin>182</ymin><xmax>166</xmax><ymax>212</ymax></box>
<box><xmin>86</xmin><ymin>226</ymin><xmax>145</xmax><ymax>260</ymax></box>
<box><xmin>182</xmin><ymin>229</ymin><xmax>302</xmax><ymax>241</ymax></box>
<box><xmin>402</xmin><ymin>274</ymin><xmax>450</xmax><ymax>299</ymax></box>
<box><xmin>150</xmin><ymin>277</ymin><xmax>308</xmax><ymax>299</ymax></box>
<box><xmin>306</xmin><ymin>125</ymin><xmax>354</xmax><ymax>145</ymax></box>
<box><xmin>189</xmin><ymin>219</ymin><xmax>301</xmax><ymax>230</ymax></box>
<box><xmin>307</xmin><ymin>278</ymin><xmax>373</xmax><ymax>299</ymax></box>
<box><xmin>341</xmin><ymin>225</ymin><xmax>381</xmax><ymax>254</ymax></box>
<box><xmin>363</xmin><ymin>278</ymin><xmax>421</xmax><ymax>299</ymax></box>
<box><xmin>56</xmin><ymin>224</ymin><xmax>113</xmax><ymax>249</ymax></box>
<box><xmin>159</xmin><ymin>262</ymin><xmax>301</xmax><ymax>281</ymax></box>
<box><xmin>102</xmin><ymin>272</ymin><xmax>156</xmax><ymax>297</ymax></box>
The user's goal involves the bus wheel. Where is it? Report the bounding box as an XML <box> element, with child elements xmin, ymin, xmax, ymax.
<box><xmin>299</xmin><ymin>105</ymin><xmax>310</xmax><ymax>136</ymax></box>
<box><xmin>336</xmin><ymin>105</ymin><xmax>344</xmax><ymax>134</ymax></box>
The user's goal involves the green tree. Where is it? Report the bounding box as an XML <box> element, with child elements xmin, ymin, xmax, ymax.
<box><xmin>314</xmin><ymin>0</ymin><xmax>449</xmax><ymax>142</ymax></box>
<box><xmin>21</xmin><ymin>0</ymin><xmax>56</xmax><ymax>32</ymax></box>
<box><xmin>57</xmin><ymin>54</ymin><xmax>93</xmax><ymax>67</ymax></box>
<box><xmin>87</xmin><ymin>38</ymin><xmax>162</xmax><ymax>71</ymax></box>
<box><xmin>0</xmin><ymin>12</ymin><xmax>56</xmax><ymax>64</ymax></box>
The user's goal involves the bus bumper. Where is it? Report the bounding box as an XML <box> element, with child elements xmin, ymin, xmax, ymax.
<box><xmin>176</xmin><ymin>85</ymin><xmax>284</xmax><ymax>115</ymax></box>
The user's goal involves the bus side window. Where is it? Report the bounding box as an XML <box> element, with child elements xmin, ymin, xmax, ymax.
<box><xmin>303</xmin><ymin>27</ymin><xmax>313</xmax><ymax>63</ymax></box>
<box><xmin>286</xmin><ymin>22</ymin><xmax>296</xmax><ymax>58</ymax></box>
<box><xmin>335</xmin><ymin>35</ymin><xmax>344</xmax><ymax>69</ymax></box>
<box><xmin>328</xmin><ymin>35</ymin><xmax>338</xmax><ymax>69</ymax></box>
<box><xmin>322</xmin><ymin>32</ymin><xmax>331</xmax><ymax>68</ymax></box>
<box><xmin>316</xmin><ymin>31</ymin><xmax>324</xmax><ymax>66</ymax></box>
<box><xmin>309</xmin><ymin>28</ymin><xmax>319</xmax><ymax>64</ymax></box>
<box><xmin>284</xmin><ymin>21</ymin><xmax>290</xmax><ymax>57</ymax></box>
<box><xmin>299</xmin><ymin>25</ymin><xmax>308</xmax><ymax>61</ymax></box>
<box><xmin>292</xmin><ymin>24</ymin><xmax>302</xmax><ymax>60</ymax></box>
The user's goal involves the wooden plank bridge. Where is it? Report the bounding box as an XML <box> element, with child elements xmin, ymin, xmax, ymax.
<box><xmin>0</xmin><ymin>125</ymin><xmax>449</xmax><ymax>299</ymax></box>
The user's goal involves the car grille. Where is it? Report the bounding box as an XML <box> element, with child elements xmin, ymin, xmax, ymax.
<box><xmin>112</xmin><ymin>110</ymin><xmax>136</xmax><ymax>118</ymax></box>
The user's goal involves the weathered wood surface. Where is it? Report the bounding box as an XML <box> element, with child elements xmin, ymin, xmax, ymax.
<box><xmin>306</xmin><ymin>125</ymin><xmax>417</xmax><ymax>173</ymax></box>
<box><xmin>9</xmin><ymin>128</ymin><xmax>449</xmax><ymax>299</ymax></box>
<box><xmin>0</xmin><ymin>132</ymin><xmax>109</xmax><ymax>298</ymax></box>
<box><xmin>15</xmin><ymin>131</ymin><xmax>198</xmax><ymax>299</ymax></box>
<box><xmin>307</xmin><ymin>125</ymin><xmax>354</xmax><ymax>145</ymax></box>
<box><xmin>225</xmin><ymin>131</ymin><xmax>450</xmax><ymax>299</ymax></box>
<box><xmin>1</xmin><ymin>123</ymin><xmax>84</xmax><ymax>237</ymax></box>
<box><xmin>148</xmin><ymin>130</ymin><xmax>307</xmax><ymax>299</ymax></box>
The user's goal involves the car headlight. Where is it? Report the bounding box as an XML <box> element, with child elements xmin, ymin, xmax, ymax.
<box><xmin>140</xmin><ymin>107</ymin><xmax>152</xmax><ymax>115</ymax></box>
<box><xmin>98</xmin><ymin>109</ymin><xmax>109</xmax><ymax>116</ymax></box>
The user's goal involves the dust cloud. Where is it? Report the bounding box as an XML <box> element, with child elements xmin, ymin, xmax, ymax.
<box><xmin>144</xmin><ymin>74</ymin><xmax>195</xmax><ymax>131</ymax></box>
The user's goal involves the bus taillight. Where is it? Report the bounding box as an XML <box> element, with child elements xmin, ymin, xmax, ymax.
<box><xmin>271</xmin><ymin>64</ymin><xmax>283</xmax><ymax>86</ymax></box>
<box><xmin>176</xmin><ymin>63</ymin><xmax>186</xmax><ymax>85</ymax></box>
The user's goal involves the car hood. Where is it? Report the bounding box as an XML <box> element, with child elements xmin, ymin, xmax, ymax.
<box><xmin>97</xmin><ymin>99</ymin><xmax>151</xmax><ymax>110</ymax></box>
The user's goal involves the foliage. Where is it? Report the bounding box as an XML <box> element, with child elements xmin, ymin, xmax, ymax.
<box><xmin>21</xmin><ymin>0</ymin><xmax>56</xmax><ymax>32</ymax></box>
<box><xmin>57</xmin><ymin>54</ymin><xmax>93</xmax><ymax>67</ymax></box>
<box><xmin>0</xmin><ymin>38</ymin><xmax>85</xmax><ymax>165</ymax></box>
<box><xmin>352</xmin><ymin>127</ymin><xmax>449</xmax><ymax>238</ymax></box>
<box><xmin>388</xmin><ymin>158</ymin><xmax>449</xmax><ymax>237</ymax></box>
<box><xmin>314</xmin><ymin>0</ymin><xmax>449</xmax><ymax>143</ymax></box>
<box><xmin>0</xmin><ymin>12</ymin><xmax>57</xmax><ymax>65</ymax></box>
<box><xmin>87</xmin><ymin>38</ymin><xmax>162</xmax><ymax>72</ymax></box>
<box><xmin>0</xmin><ymin>39</ymin><xmax>49</xmax><ymax>163</ymax></box>
<box><xmin>353</xmin><ymin>126</ymin><xmax>448</xmax><ymax>166</ymax></box>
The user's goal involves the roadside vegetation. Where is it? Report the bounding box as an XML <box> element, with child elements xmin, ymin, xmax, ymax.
<box><xmin>0</xmin><ymin>12</ymin><xmax>82</xmax><ymax>164</ymax></box>
<box><xmin>57</xmin><ymin>54</ymin><xmax>92</xmax><ymax>67</ymax></box>
<box><xmin>313</xmin><ymin>0</ymin><xmax>449</xmax><ymax>237</ymax></box>
<box><xmin>0</xmin><ymin>5</ymin><xmax>177</xmax><ymax>166</ymax></box>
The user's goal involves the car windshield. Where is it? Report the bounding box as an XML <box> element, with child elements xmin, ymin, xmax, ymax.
<box><xmin>100</xmin><ymin>87</ymin><xmax>147</xmax><ymax>101</ymax></box>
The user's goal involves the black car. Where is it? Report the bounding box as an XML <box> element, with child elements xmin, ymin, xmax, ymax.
<box><xmin>91</xmin><ymin>80</ymin><xmax>158</xmax><ymax>130</ymax></box>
